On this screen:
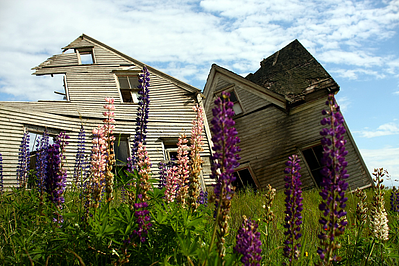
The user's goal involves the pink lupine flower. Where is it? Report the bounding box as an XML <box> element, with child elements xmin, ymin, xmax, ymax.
<box><xmin>90</xmin><ymin>126</ymin><xmax>107</xmax><ymax>209</ymax></box>
<box><xmin>188</xmin><ymin>104</ymin><xmax>205</xmax><ymax>210</ymax></box>
<box><xmin>176</xmin><ymin>133</ymin><xmax>190</xmax><ymax>207</ymax></box>
<box><xmin>137</xmin><ymin>142</ymin><xmax>151</xmax><ymax>201</ymax></box>
<box><xmin>165</xmin><ymin>164</ymin><xmax>179</xmax><ymax>203</ymax></box>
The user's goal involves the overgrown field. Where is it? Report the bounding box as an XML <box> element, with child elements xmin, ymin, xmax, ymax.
<box><xmin>0</xmin><ymin>186</ymin><xmax>398</xmax><ymax>265</ymax></box>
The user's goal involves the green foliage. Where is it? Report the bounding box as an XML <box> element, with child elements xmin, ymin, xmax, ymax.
<box><xmin>0</xmin><ymin>185</ymin><xmax>398</xmax><ymax>265</ymax></box>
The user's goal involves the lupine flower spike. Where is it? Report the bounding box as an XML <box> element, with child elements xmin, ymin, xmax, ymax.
<box><xmin>16</xmin><ymin>129</ymin><xmax>30</xmax><ymax>188</ymax></box>
<box><xmin>103</xmin><ymin>97</ymin><xmax>116</xmax><ymax>202</ymax></box>
<box><xmin>36</xmin><ymin>129</ymin><xmax>50</xmax><ymax>195</ymax></box>
<box><xmin>46</xmin><ymin>132</ymin><xmax>69</xmax><ymax>223</ymax></box>
<box><xmin>176</xmin><ymin>133</ymin><xmax>190</xmax><ymax>207</ymax></box>
<box><xmin>283</xmin><ymin>155</ymin><xmax>303</xmax><ymax>265</ymax></box>
<box><xmin>210</xmin><ymin>91</ymin><xmax>241</xmax><ymax>259</ymax></box>
<box><xmin>188</xmin><ymin>104</ymin><xmax>205</xmax><ymax>211</ymax></box>
<box><xmin>262</xmin><ymin>184</ymin><xmax>276</xmax><ymax>224</ymax></box>
<box><xmin>90</xmin><ymin>126</ymin><xmax>107</xmax><ymax>209</ymax></box>
<box><xmin>234</xmin><ymin>215</ymin><xmax>262</xmax><ymax>266</ymax></box>
<box><xmin>355</xmin><ymin>188</ymin><xmax>368</xmax><ymax>227</ymax></box>
<box><xmin>317</xmin><ymin>94</ymin><xmax>349</xmax><ymax>265</ymax></box>
<box><xmin>127</xmin><ymin>66</ymin><xmax>150</xmax><ymax>171</ymax></box>
<box><xmin>370</xmin><ymin>168</ymin><xmax>389</xmax><ymax>241</ymax></box>
<box><xmin>390</xmin><ymin>186</ymin><xmax>399</xmax><ymax>212</ymax></box>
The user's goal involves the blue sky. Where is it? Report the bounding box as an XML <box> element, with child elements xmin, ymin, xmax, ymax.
<box><xmin>0</xmin><ymin>0</ymin><xmax>398</xmax><ymax>186</ymax></box>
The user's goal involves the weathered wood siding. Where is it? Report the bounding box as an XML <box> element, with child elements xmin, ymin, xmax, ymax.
<box><xmin>204</xmin><ymin>74</ymin><xmax>372</xmax><ymax>191</ymax></box>
<box><xmin>0</xmin><ymin>36</ymin><xmax>213</xmax><ymax>189</ymax></box>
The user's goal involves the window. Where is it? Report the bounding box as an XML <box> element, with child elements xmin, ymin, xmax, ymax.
<box><xmin>114</xmin><ymin>135</ymin><xmax>130</xmax><ymax>166</ymax></box>
<box><xmin>52</xmin><ymin>74</ymin><xmax>69</xmax><ymax>101</ymax></box>
<box><xmin>301</xmin><ymin>145</ymin><xmax>324</xmax><ymax>187</ymax></box>
<box><xmin>215</xmin><ymin>87</ymin><xmax>243</xmax><ymax>116</ymax></box>
<box><xmin>227</xmin><ymin>89</ymin><xmax>243</xmax><ymax>115</ymax></box>
<box><xmin>117</xmin><ymin>75</ymin><xmax>140</xmax><ymax>103</ymax></box>
<box><xmin>162</xmin><ymin>139</ymin><xmax>179</xmax><ymax>161</ymax></box>
<box><xmin>76</xmin><ymin>48</ymin><xmax>95</xmax><ymax>64</ymax></box>
<box><xmin>232</xmin><ymin>167</ymin><xmax>258</xmax><ymax>191</ymax></box>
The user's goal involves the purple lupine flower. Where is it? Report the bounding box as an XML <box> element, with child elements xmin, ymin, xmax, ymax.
<box><xmin>132</xmin><ymin>199</ymin><xmax>152</xmax><ymax>243</ymax></box>
<box><xmin>390</xmin><ymin>186</ymin><xmax>399</xmax><ymax>212</ymax></box>
<box><xmin>46</xmin><ymin>132</ymin><xmax>69</xmax><ymax>223</ymax></box>
<box><xmin>74</xmin><ymin>125</ymin><xmax>86</xmax><ymax>185</ymax></box>
<box><xmin>234</xmin><ymin>216</ymin><xmax>262</xmax><ymax>266</ymax></box>
<box><xmin>158</xmin><ymin>161</ymin><xmax>175</xmax><ymax>189</ymax></box>
<box><xmin>197</xmin><ymin>189</ymin><xmax>208</xmax><ymax>207</ymax></box>
<box><xmin>0</xmin><ymin>153</ymin><xmax>3</xmax><ymax>193</ymax></box>
<box><xmin>283</xmin><ymin>155</ymin><xmax>303</xmax><ymax>265</ymax></box>
<box><xmin>16</xmin><ymin>130</ymin><xmax>30</xmax><ymax>188</ymax></box>
<box><xmin>36</xmin><ymin>129</ymin><xmax>50</xmax><ymax>193</ymax></box>
<box><xmin>210</xmin><ymin>91</ymin><xmax>241</xmax><ymax>258</ymax></box>
<box><xmin>317</xmin><ymin>94</ymin><xmax>349</xmax><ymax>264</ymax></box>
<box><xmin>127</xmin><ymin>66</ymin><xmax>150</xmax><ymax>172</ymax></box>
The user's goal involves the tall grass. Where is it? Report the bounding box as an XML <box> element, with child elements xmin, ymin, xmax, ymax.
<box><xmin>1</xmin><ymin>185</ymin><xmax>397</xmax><ymax>265</ymax></box>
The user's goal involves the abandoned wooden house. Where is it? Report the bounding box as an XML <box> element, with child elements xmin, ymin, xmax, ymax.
<box><xmin>0</xmin><ymin>34</ymin><xmax>213</xmax><ymax>189</ymax></box>
<box><xmin>203</xmin><ymin>39</ymin><xmax>373</xmax><ymax>191</ymax></box>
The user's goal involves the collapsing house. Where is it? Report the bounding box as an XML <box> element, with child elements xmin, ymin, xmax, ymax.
<box><xmin>203</xmin><ymin>40</ymin><xmax>373</xmax><ymax>191</ymax></box>
<box><xmin>0</xmin><ymin>34</ymin><xmax>213</xmax><ymax>188</ymax></box>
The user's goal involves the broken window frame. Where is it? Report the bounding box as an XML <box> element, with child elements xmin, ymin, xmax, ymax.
<box><xmin>214</xmin><ymin>85</ymin><xmax>244</xmax><ymax>116</ymax></box>
<box><xmin>114</xmin><ymin>70</ymin><xmax>141</xmax><ymax>104</ymax></box>
<box><xmin>232</xmin><ymin>164</ymin><xmax>259</xmax><ymax>191</ymax></box>
<box><xmin>299</xmin><ymin>144</ymin><xmax>324</xmax><ymax>188</ymax></box>
<box><xmin>75</xmin><ymin>48</ymin><xmax>95</xmax><ymax>65</ymax></box>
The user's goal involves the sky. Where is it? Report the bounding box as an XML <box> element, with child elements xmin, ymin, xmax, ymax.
<box><xmin>0</xmin><ymin>0</ymin><xmax>398</xmax><ymax>186</ymax></box>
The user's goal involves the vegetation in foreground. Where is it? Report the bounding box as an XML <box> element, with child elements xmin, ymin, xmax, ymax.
<box><xmin>0</xmin><ymin>67</ymin><xmax>398</xmax><ymax>265</ymax></box>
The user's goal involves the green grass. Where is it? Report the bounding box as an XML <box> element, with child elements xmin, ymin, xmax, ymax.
<box><xmin>0</xmin><ymin>186</ymin><xmax>398</xmax><ymax>265</ymax></box>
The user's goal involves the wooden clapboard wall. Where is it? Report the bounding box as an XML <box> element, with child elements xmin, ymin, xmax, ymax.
<box><xmin>203</xmin><ymin>64</ymin><xmax>373</xmax><ymax>191</ymax></box>
<box><xmin>0</xmin><ymin>34</ymin><xmax>213</xmax><ymax>189</ymax></box>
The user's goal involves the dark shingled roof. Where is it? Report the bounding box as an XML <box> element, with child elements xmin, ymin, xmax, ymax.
<box><xmin>245</xmin><ymin>39</ymin><xmax>339</xmax><ymax>103</ymax></box>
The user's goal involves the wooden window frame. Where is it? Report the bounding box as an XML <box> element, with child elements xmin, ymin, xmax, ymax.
<box><xmin>114</xmin><ymin>70</ymin><xmax>141</xmax><ymax>104</ymax></box>
<box><xmin>233</xmin><ymin>163</ymin><xmax>259</xmax><ymax>190</ymax></box>
<box><xmin>75</xmin><ymin>48</ymin><xmax>95</xmax><ymax>65</ymax></box>
<box><xmin>214</xmin><ymin>85</ymin><xmax>244</xmax><ymax>116</ymax></box>
<box><xmin>299</xmin><ymin>144</ymin><xmax>324</xmax><ymax>188</ymax></box>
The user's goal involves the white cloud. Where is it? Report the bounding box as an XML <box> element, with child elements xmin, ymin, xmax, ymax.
<box><xmin>360</xmin><ymin>147</ymin><xmax>399</xmax><ymax>187</ymax></box>
<box><xmin>0</xmin><ymin>0</ymin><xmax>399</xmax><ymax>101</ymax></box>
<box><xmin>356</xmin><ymin>122</ymin><xmax>399</xmax><ymax>138</ymax></box>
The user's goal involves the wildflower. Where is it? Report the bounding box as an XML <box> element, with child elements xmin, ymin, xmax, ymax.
<box><xmin>317</xmin><ymin>94</ymin><xmax>349</xmax><ymax>265</ymax></box>
<box><xmin>355</xmin><ymin>188</ymin><xmax>368</xmax><ymax>227</ymax></box>
<box><xmin>137</xmin><ymin>142</ymin><xmax>152</xmax><ymax>201</ymax></box>
<box><xmin>210</xmin><ymin>91</ymin><xmax>241</xmax><ymax>258</ymax></box>
<box><xmin>283</xmin><ymin>155</ymin><xmax>303</xmax><ymax>264</ymax></box>
<box><xmin>74</xmin><ymin>124</ymin><xmax>86</xmax><ymax>185</ymax></box>
<box><xmin>103</xmin><ymin>97</ymin><xmax>116</xmax><ymax>203</ymax></box>
<box><xmin>35</xmin><ymin>129</ymin><xmax>50</xmax><ymax>193</ymax></box>
<box><xmin>132</xmin><ymin>200</ymin><xmax>152</xmax><ymax>243</ymax></box>
<box><xmin>16</xmin><ymin>129</ymin><xmax>30</xmax><ymax>188</ymax></box>
<box><xmin>176</xmin><ymin>133</ymin><xmax>190</xmax><ymax>207</ymax></box>
<box><xmin>197</xmin><ymin>189</ymin><xmax>208</xmax><ymax>207</ymax></box>
<box><xmin>164</xmin><ymin>163</ymin><xmax>179</xmax><ymax>203</ymax></box>
<box><xmin>234</xmin><ymin>215</ymin><xmax>262</xmax><ymax>266</ymax></box>
<box><xmin>46</xmin><ymin>132</ymin><xmax>69</xmax><ymax>223</ymax></box>
<box><xmin>127</xmin><ymin>66</ymin><xmax>150</xmax><ymax>172</ymax></box>
<box><xmin>158</xmin><ymin>161</ymin><xmax>171</xmax><ymax>189</ymax></box>
<box><xmin>262</xmin><ymin>184</ymin><xmax>276</xmax><ymax>224</ymax></box>
<box><xmin>390</xmin><ymin>186</ymin><xmax>399</xmax><ymax>212</ymax></box>
<box><xmin>188</xmin><ymin>104</ymin><xmax>205</xmax><ymax>211</ymax></box>
<box><xmin>90</xmin><ymin>126</ymin><xmax>107</xmax><ymax>209</ymax></box>
<box><xmin>370</xmin><ymin>168</ymin><xmax>389</xmax><ymax>241</ymax></box>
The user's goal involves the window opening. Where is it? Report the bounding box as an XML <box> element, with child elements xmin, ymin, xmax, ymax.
<box><xmin>302</xmin><ymin>145</ymin><xmax>324</xmax><ymax>187</ymax></box>
<box><xmin>114</xmin><ymin>135</ymin><xmax>130</xmax><ymax>166</ymax></box>
<box><xmin>216</xmin><ymin>88</ymin><xmax>243</xmax><ymax>115</ymax></box>
<box><xmin>76</xmin><ymin>48</ymin><xmax>95</xmax><ymax>65</ymax></box>
<box><xmin>232</xmin><ymin>168</ymin><xmax>257</xmax><ymax>191</ymax></box>
<box><xmin>117</xmin><ymin>75</ymin><xmax>140</xmax><ymax>103</ymax></box>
